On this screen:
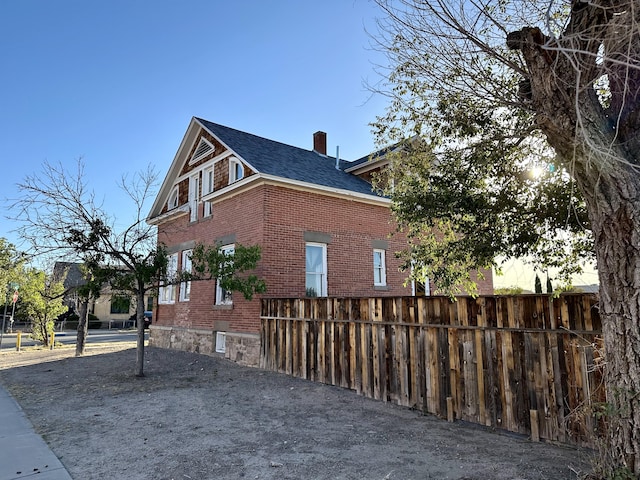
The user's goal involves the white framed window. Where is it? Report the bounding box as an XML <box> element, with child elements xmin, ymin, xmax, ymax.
<box><xmin>203</xmin><ymin>201</ymin><xmax>213</xmax><ymax>217</ymax></box>
<box><xmin>159</xmin><ymin>253</ymin><xmax>178</xmax><ymax>304</ymax></box>
<box><xmin>373</xmin><ymin>249</ymin><xmax>387</xmax><ymax>286</ymax></box>
<box><xmin>179</xmin><ymin>250</ymin><xmax>192</xmax><ymax>301</ymax></box>
<box><xmin>189</xmin><ymin>173</ymin><xmax>200</xmax><ymax>222</ymax></box>
<box><xmin>203</xmin><ymin>167</ymin><xmax>214</xmax><ymax>195</ymax></box>
<box><xmin>215</xmin><ymin>331</ymin><xmax>226</xmax><ymax>353</ymax></box>
<box><xmin>167</xmin><ymin>186</ymin><xmax>179</xmax><ymax>210</ymax></box>
<box><xmin>229</xmin><ymin>157</ymin><xmax>244</xmax><ymax>183</ymax></box>
<box><xmin>305</xmin><ymin>242</ymin><xmax>327</xmax><ymax>297</ymax></box>
<box><xmin>215</xmin><ymin>244</ymin><xmax>235</xmax><ymax>305</ymax></box>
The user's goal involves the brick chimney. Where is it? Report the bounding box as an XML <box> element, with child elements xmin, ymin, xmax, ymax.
<box><xmin>313</xmin><ymin>131</ymin><xmax>327</xmax><ymax>155</ymax></box>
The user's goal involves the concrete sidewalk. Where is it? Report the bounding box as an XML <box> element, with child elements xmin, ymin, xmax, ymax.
<box><xmin>0</xmin><ymin>385</ymin><xmax>72</xmax><ymax>480</ymax></box>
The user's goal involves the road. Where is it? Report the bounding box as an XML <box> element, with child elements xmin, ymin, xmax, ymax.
<box><xmin>0</xmin><ymin>329</ymin><xmax>146</xmax><ymax>351</ymax></box>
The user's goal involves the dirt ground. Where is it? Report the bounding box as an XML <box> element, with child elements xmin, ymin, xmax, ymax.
<box><xmin>0</xmin><ymin>343</ymin><xmax>594</xmax><ymax>480</ymax></box>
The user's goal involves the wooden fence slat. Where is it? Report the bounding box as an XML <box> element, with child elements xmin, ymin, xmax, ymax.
<box><xmin>475</xmin><ymin>329</ymin><xmax>487</xmax><ymax>426</ymax></box>
<box><xmin>372</xmin><ymin>322</ymin><xmax>381</xmax><ymax>400</ymax></box>
<box><xmin>426</xmin><ymin>327</ymin><xmax>439</xmax><ymax>415</ymax></box>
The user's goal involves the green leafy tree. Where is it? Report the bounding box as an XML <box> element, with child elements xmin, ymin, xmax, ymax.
<box><xmin>17</xmin><ymin>269</ymin><xmax>66</xmax><ymax>346</ymax></box>
<box><xmin>0</xmin><ymin>239</ymin><xmax>29</xmax><ymax>343</ymax></box>
<box><xmin>0</xmin><ymin>238</ymin><xmax>28</xmax><ymax>329</ymax></box>
<box><xmin>187</xmin><ymin>243</ymin><xmax>266</xmax><ymax>299</ymax></box>
<box><xmin>372</xmin><ymin>0</ymin><xmax>640</xmax><ymax>473</ymax></box>
<box><xmin>0</xmin><ymin>238</ymin><xmax>27</xmax><ymax>292</ymax></box>
<box><xmin>10</xmin><ymin>160</ymin><xmax>162</xmax><ymax>374</ymax></box>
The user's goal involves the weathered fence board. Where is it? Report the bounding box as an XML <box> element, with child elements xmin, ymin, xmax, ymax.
<box><xmin>260</xmin><ymin>294</ymin><xmax>604</xmax><ymax>447</ymax></box>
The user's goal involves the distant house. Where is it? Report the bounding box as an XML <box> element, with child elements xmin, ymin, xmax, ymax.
<box><xmin>53</xmin><ymin>262</ymin><xmax>153</xmax><ymax>329</ymax></box>
<box><xmin>146</xmin><ymin>118</ymin><xmax>494</xmax><ymax>365</ymax></box>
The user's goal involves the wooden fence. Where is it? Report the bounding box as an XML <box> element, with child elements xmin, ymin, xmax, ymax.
<box><xmin>260</xmin><ymin>294</ymin><xmax>605</xmax><ymax>447</ymax></box>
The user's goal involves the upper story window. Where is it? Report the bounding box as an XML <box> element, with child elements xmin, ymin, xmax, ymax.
<box><xmin>190</xmin><ymin>138</ymin><xmax>215</xmax><ymax>164</ymax></box>
<box><xmin>189</xmin><ymin>173</ymin><xmax>200</xmax><ymax>222</ymax></box>
<box><xmin>167</xmin><ymin>186</ymin><xmax>179</xmax><ymax>210</ymax></box>
<box><xmin>203</xmin><ymin>167</ymin><xmax>214</xmax><ymax>195</ymax></box>
<box><xmin>229</xmin><ymin>157</ymin><xmax>244</xmax><ymax>183</ymax></box>
<box><xmin>373</xmin><ymin>249</ymin><xmax>387</xmax><ymax>287</ymax></box>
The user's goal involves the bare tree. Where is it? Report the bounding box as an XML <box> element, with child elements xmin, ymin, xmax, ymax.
<box><xmin>372</xmin><ymin>0</ymin><xmax>640</xmax><ymax>475</ymax></box>
<box><xmin>11</xmin><ymin>159</ymin><xmax>163</xmax><ymax>376</ymax></box>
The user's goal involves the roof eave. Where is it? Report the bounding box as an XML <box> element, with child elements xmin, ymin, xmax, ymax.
<box><xmin>146</xmin><ymin>204</ymin><xmax>190</xmax><ymax>226</ymax></box>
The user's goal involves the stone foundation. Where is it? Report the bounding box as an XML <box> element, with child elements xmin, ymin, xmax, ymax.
<box><xmin>223</xmin><ymin>332</ymin><xmax>261</xmax><ymax>367</ymax></box>
<box><xmin>149</xmin><ymin>326</ymin><xmax>260</xmax><ymax>367</ymax></box>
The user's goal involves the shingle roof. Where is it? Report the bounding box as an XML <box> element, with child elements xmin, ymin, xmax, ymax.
<box><xmin>197</xmin><ymin>118</ymin><xmax>377</xmax><ymax>197</ymax></box>
<box><xmin>53</xmin><ymin>262</ymin><xmax>86</xmax><ymax>289</ymax></box>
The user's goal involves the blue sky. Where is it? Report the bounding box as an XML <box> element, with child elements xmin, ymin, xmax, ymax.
<box><xmin>0</xmin><ymin>0</ymin><xmax>598</xmax><ymax>288</ymax></box>
<box><xmin>1</xmin><ymin>0</ymin><xmax>387</xmax><ymax>246</ymax></box>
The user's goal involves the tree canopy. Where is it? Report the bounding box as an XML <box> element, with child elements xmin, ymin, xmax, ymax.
<box><xmin>371</xmin><ymin>1</ymin><xmax>594</xmax><ymax>293</ymax></box>
<box><xmin>372</xmin><ymin>0</ymin><xmax>640</xmax><ymax>474</ymax></box>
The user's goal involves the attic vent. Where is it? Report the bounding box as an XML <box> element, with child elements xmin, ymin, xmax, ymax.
<box><xmin>190</xmin><ymin>138</ymin><xmax>214</xmax><ymax>163</ymax></box>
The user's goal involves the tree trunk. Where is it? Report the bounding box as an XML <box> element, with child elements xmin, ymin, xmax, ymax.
<box><xmin>134</xmin><ymin>288</ymin><xmax>146</xmax><ymax>377</ymax></box>
<box><xmin>507</xmin><ymin>7</ymin><xmax>640</xmax><ymax>471</ymax></box>
<box><xmin>75</xmin><ymin>299</ymin><xmax>89</xmax><ymax>357</ymax></box>
<box><xmin>587</xmin><ymin>173</ymin><xmax>640</xmax><ymax>474</ymax></box>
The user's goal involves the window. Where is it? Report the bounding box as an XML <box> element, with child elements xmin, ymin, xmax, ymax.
<box><xmin>229</xmin><ymin>158</ymin><xmax>244</xmax><ymax>183</ymax></box>
<box><xmin>203</xmin><ymin>167</ymin><xmax>214</xmax><ymax>217</ymax></box>
<box><xmin>373</xmin><ymin>249</ymin><xmax>387</xmax><ymax>286</ymax></box>
<box><xmin>189</xmin><ymin>174</ymin><xmax>200</xmax><ymax>222</ymax></box>
<box><xmin>203</xmin><ymin>201</ymin><xmax>213</xmax><ymax>217</ymax></box>
<box><xmin>167</xmin><ymin>186</ymin><xmax>179</xmax><ymax>210</ymax></box>
<box><xmin>179</xmin><ymin>250</ymin><xmax>192</xmax><ymax>301</ymax></box>
<box><xmin>110</xmin><ymin>295</ymin><xmax>131</xmax><ymax>314</ymax></box>
<box><xmin>305</xmin><ymin>242</ymin><xmax>327</xmax><ymax>297</ymax></box>
<box><xmin>215</xmin><ymin>331</ymin><xmax>226</xmax><ymax>353</ymax></box>
<box><xmin>215</xmin><ymin>244</ymin><xmax>235</xmax><ymax>305</ymax></box>
<box><xmin>203</xmin><ymin>167</ymin><xmax>214</xmax><ymax>195</ymax></box>
<box><xmin>159</xmin><ymin>253</ymin><xmax>178</xmax><ymax>304</ymax></box>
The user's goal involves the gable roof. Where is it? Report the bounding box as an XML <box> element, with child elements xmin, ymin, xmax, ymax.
<box><xmin>196</xmin><ymin>118</ymin><xmax>375</xmax><ymax>196</ymax></box>
<box><xmin>53</xmin><ymin>262</ymin><xmax>86</xmax><ymax>289</ymax></box>
<box><xmin>148</xmin><ymin>117</ymin><xmax>386</xmax><ymax>222</ymax></box>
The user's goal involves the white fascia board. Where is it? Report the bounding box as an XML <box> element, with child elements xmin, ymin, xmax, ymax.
<box><xmin>148</xmin><ymin>117</ymin><xmax>201</xmax><ymax>219</ymax></box>
<box><xmin>344</xmin><ymin>156</ymin><xmax>389</xmax><ymax>174</ymax></box>
<box><xmin>202</xmin><ymin>173</ymin><xmax>390</xmax><ymax>207</ymax></box>
<box><xmin>147</xmin><ymin>204</ymin><xmax>189</xmax><ymax>226</ymax></box>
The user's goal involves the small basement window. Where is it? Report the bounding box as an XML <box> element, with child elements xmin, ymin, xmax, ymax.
<box><xmin>215</xmin><ymin>332</ymin><xmax>226</xmax><ymax>353</ymax></box>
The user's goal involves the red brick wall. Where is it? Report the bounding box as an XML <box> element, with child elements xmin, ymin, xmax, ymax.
<box><xmin>260</xmin><ymin>185</ymin><xmax>410</xmax><ymax>297</ymax></box>
<box><xmin>155</xmin><ymin>182</ymin><xmax>493</xmax><ymax>336</ymax></box>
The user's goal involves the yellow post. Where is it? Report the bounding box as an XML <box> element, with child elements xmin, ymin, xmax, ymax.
<box><xmin>49</xmin><ymin>330</ymin><xmax>55</xmax><ymax>350</ymax></box>
<box><xmin>16</xmin><ymin>331</ymin><xmax>21</xmax><ymax>352</ymax></box>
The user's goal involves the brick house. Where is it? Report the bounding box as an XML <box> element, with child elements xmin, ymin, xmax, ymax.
<box><xmin>146</xmin><ymin>117</ymin><xmax>493</xmax><ymax>365</ymax></box>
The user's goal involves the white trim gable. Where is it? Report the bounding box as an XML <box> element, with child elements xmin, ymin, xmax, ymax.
<box><xmin>147</xmin><ymin>117</ymin><xmax>259</xmax><ymax>223</ymax></box>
